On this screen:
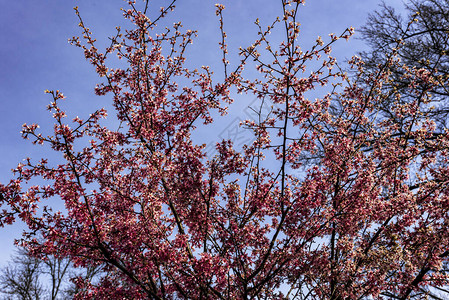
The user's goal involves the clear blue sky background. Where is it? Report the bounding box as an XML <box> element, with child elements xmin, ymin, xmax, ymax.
<box><xmin>0</xmin><ymin>0</ymin><xmax>405</xmax><ymax>266</ymax></box>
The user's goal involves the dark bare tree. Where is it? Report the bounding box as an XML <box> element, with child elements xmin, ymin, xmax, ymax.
<box><xmin>0</xmin><ymin>245</ymin><xmax>106</xmax><ymax>299</ymax></box>
<box><xmin>0</xmin><ymin>248</ymin><xmax>44</xmax><ymax>300</ymax></box>
<box><xmin>42</xmin><ymin>255</ymin><xmax>71</xmax><ymax>300</ymax></box>
<box><xmin>359</xmin><ymin>0</ymin><xmax>449</xmax><ymax>131</ymax></box>
<box><xmin>0</xmin><ymin>247</ymin><xmax>73</xmax><ymax>300</ymax></box>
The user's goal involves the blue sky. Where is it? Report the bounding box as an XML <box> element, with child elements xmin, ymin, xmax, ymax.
<box><xmin>0</xmin><ymin>0</ymin><xmax>405</xmax><ymax>265</ymax></box>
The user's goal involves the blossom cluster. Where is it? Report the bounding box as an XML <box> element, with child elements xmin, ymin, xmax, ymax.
<box><xmin>1</xmin><ymin>0</ymin><xmax>448</xmax><ymax>299</ymax></box>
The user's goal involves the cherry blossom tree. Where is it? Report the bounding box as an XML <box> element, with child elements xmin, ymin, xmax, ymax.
<box><xmin>1</xmin><ymin>0</ymin><xmax>449</xmax><ymax>298</ymax></box>
<box><xmin>358</xmin><ymin>1</ymin><xmax>449</xmax><ymax>297</ymax></box>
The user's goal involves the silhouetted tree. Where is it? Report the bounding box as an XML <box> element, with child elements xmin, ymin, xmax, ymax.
<box><xmin>359</xmin><ymin>0</ymin><xmax>449</xmax><ymax>131</ymax></box>
<box><xmin>0</xmin><ymin>246</ymin><xmax>104</xmax><ymax>299</ymax></box>
<box><xmin>0</xmin><ymin>248</ymin><xmax>44</xmax><ymax>300</ymax></box>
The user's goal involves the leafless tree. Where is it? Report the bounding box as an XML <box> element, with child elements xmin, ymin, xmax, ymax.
<box><xmin>0</xmin><ymin>248</ymin><xmax>44</xmax><ymax>300</ymax></box>
<box><xmin>1</xmin><ymin>244</ymin><xmax>107</xmax><ymax>299</ymax></box>
<box><xmin>359</xmin><ymin>0</ymin><xmax>449</xmax><ymax>131</ymax></box>
<box><xmin>0</xmin><ymin>247</ymin><xmax>72</xmax><ymax>300</ymax></box>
